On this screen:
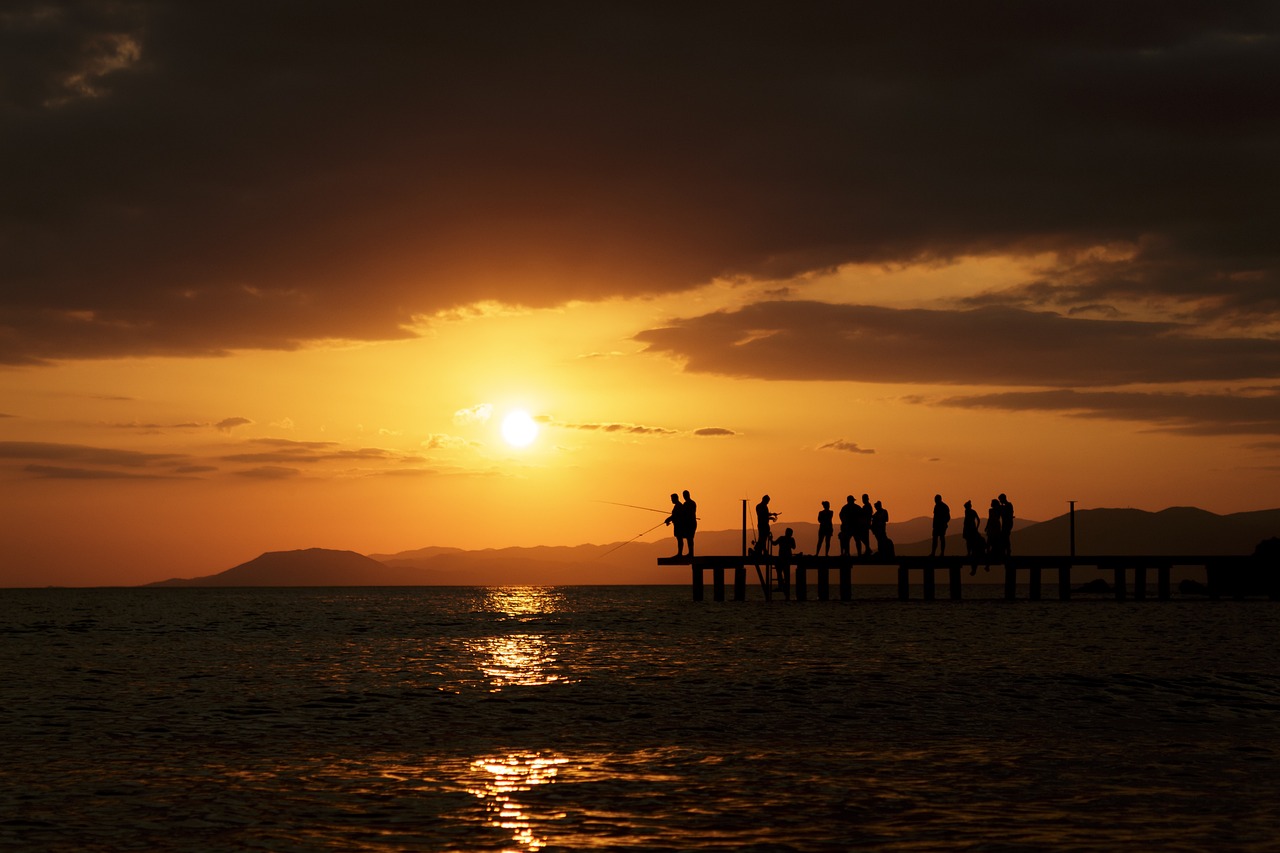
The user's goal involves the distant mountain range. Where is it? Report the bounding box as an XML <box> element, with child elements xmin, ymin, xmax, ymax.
<box><xmin>145</xmin><ymin>507</ymin><xmax>1280</xmax><ymax>587</ymax></box>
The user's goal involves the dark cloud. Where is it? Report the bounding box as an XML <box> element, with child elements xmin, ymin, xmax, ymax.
<box><xmin>819</xmin><ymin>439</ymin><xmax>875</xmax><ymax>454</ymax></box>
<box><xmin>636</xmin><ymin>301</ymin><xmax>1280</xmax><ymax>387</ymax></box>
<box><xmin>24</xmin><ymin>465</ymin><xmax>175</xmax><ymax>480</ymax></box>
<box><xmin>932</xmin><ymin>387</ymin><xmax>1280</xmax><ymax>436</ymax></box>
<box><xmin>214</xmin><ymin>417</ymin><xmax>252</xmax><ymax>432</ymax></box>
<box><xmin>0</xmin><ymin>440</ymin><xmax>183</xmax><ymax>467</ymax></box>
<box><xmin>1</xmin><ymin>2</ymin><xmax>1276</xmax><ymax>363</ymax></box>
<box><xmin>556</xmin><ymin>421</ymin><xmax>679</xmax><ymax>436</ymax></box>
<box><xmin>232</xmin><ymin>466</ymin><xmax>300</xmax><ymax>479</ymax></box>
<box><xmin>693</xmin><ymin>427</ymin><xmax>737</xmax><ymax>437</ymax></box>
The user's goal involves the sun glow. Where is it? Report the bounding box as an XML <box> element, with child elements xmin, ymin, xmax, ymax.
<box><xmin>501</xmin><ymin>409</ymin><xmax>539</xmax><ymax>447</ymax></box>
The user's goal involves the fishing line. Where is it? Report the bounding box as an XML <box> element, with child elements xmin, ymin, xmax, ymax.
<box><xmin>598</xmin><ymin>519</ymin><xmax>670</xmax><ymax>558</ymax></box>
<box><xmin>594</xmin><ymin>500</ymin><xmax>669</xmax><ymax>514</ymax></box>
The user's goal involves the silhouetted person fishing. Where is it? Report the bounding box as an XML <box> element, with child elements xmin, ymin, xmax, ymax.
<box><xmin>774</xmin><ymin>526</ymin><xmax>796</xmax><ymax>593</ymax></box>
<box><xmin>930</xmin><ymin>494</ymin><xmax>950</xmax><ymax>557</ymax></box>
<box><xmin>754</xmin><ymin>495</ymin><xmax>778</xmax><ymax>555</ymax></box>
<box><xmin>682</xmin><ymin>489</ymin><xmax>697</xmax><ymax>556</ymax></box>
<box><xmin>838</xmin><ymin>494</ymin><xmax>858</xmax><ymax>557</ymax></box>
<box><xmin>871</xmin><ymin>500</ymin><xmax>893</xmax><ymax>558</ymax></box>
<box><xmin>999</xmin><ymin>493</ymin><xmax>1014</xmax><ymax>557</ymax></box>
<box><xmin>963</xmin><ymin>499</ymin><xmax>986</xmax><ymax>574</ymax></box>
<box><xmin>985</xmin><ymin>498</ymin><xmax>1003</xmax><ymax>565</ymax></box>
<box><xmin>816</xmin><ymin>500</ymin><xmax>833</xmax><ymax>556</ymax></box>
<box><xmin>856</xmin><ymin>493</ymin><xmax>873</xmax><ymax>556</ymax></box>
<box><xmin>664</xmin><ymin>492</ymin><xmax>693</xmax><ymax>558</ymax></box>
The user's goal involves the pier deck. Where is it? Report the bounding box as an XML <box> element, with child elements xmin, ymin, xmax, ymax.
<box><xmin>657</xmin><ymin>554</ymin><xmax>1269</xmax><ymax>602</ymax></box>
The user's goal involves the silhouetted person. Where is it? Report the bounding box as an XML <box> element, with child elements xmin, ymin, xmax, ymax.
<box><xmin>998</xmin><ymin>493</ymin><xmax>1014</xmax><ymax>557</ymax></box>
<box><xmin>838</xmin><ymin>494</ymin><xmax>858</xmax><ymax>556</ymax></box>
<box><xmin>682</xmin><ymin>489</ymin><xmax>697</xmax><ymax>557</ymax></box>
<box><xmin>816</xmin><ymin>500</ymin><xmax>833</xmax><ymax>556</ymax></box>
<box><xmin>774</xmin><ymin>526</ymin><xmax>797</xmax><ymax>591</ymax></box>
<box><xmin>871</xmin><ymin>500</ymin><xmax>892</xmax><ymax>558</ymax></box>
<box><xmin>855</xmin><ymin>493</ymin><xmax>874</xmax><ymax>556</ymax></box>
<box><xmin>986</xmin><ymin>498</ymin><xmax>1003</xmax><ymax>564</ymax></box>
<box><xmin>930</xmin><ymin>494</ymin><xmax>951</xmax><ymax>557</ymax></box>
<box><xmin>755</xmin><ymin>494</ymin><xmax>778</xmax><ymax>555</ymax></box>
<box><xmin>664</xmin><ymin>492</ymin><xmax>690</xmax><ymax>557</ymax></box>
<box><xmin>962</xmin><ymin>500</ymin><xmax>985</xmax><ymax>574</ymax></box>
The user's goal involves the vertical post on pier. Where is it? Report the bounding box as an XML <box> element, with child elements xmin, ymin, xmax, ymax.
<box><xmin>1029</xmin><ymin>567</ymin><xmax>1042</xmax><ymax>601</ymax></box>
<box><xmin>741</xmin><ymin>499</ymin><xmax>747</xmax><ymax>561</ymax></box>
<box><xmin>897</xmin><ymin>566</ymin><xmax>909</xmax><ymax>601</ymax></box>
<box><xmin>1134</xmin><ymin>565</ymin><xmax>1147</xmax><ymax>601</ymax></box>
<box><xmin>1068</xmin><ymin>500</ymin><xmax>1076</xmax><ymax>557</ymax></box>
<box><xmin>713</xmin><ymin>566</ymin><xmax>725</xmax><ymax>602</ymax></box>
<box><xmin>949</xmin><ymin>564</ymin><xmax>962</xmax><ymax>600</ymax></box>
<box><xmin>734</xmin><ymin>564</ymin><xmax>746</xmax><ymax>601</ymax></box>
<box><xmin>1157</xmin><ymin>564</ymin><xmax>1170</xmax><ymax>601</ymax></box>
<box><xmin>840</xmin><ymin>561</ymin><xmax>852</xmax><ymax>601</ymax></box>
<box><xmin>692</xmin><ymin>565</ymin><xmax>703</xmax><ymax>601</ymax></box>
<box><xmin>817</xmin><ymin>559</ymin><xmax>830</xmax><ymax>601</ymax></box>
<box><xmin>923</xmin><ymin>565</ymin><xmax>936</xmax><ymax>601</ymax></box>
<box><xmin>1059</xmin><ymin>563</ymin><xmax>1072</xmax><ymax>601</ymax></box>
<box><xmin>1113</xmin><ymin>566</ymin><xmax>1127</xmax><ymax>602</ymax></box>
<box><xmin>1004</xmin><ymin>562</ymin><xmax>1017</xmax><ymax>600</ymax></box>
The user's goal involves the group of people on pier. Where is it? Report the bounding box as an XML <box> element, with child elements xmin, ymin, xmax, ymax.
<box><xmin>754</xmin><ymin>492</ymin><xmax>1016</xmax><ymax>567</ymax></box>
<box><xmin>665</xmin><ymin>489</ymin><xmax>1015</xmax><ymax>566</ymax></box>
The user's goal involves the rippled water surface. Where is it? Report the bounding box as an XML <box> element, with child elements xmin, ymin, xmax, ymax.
<box><xmin>3</xmin><ymin>585</ymin><xmax>1279</xmax><ymax>850</ymax></box>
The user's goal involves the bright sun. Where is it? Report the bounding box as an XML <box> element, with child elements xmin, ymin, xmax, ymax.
<box><xmin>501</xmin><ymin>409</ymin><xmax>539</xmax><ymax>447</ymax></box>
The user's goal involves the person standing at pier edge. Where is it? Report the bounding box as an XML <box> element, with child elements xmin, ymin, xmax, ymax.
<box><xmin>682</xmin><ymin>490</ymin><xmax>697</xmax><ymax>557</ymax></box>
<box><xmin>962</xmin><ymin>500</ymin><xmax>985</xmax><ymax>574</ymax></box>
<box><xmin>774</xmin><ymin>527</ymin><xmax>797</xmax><ymax>589</ymax></box>
<box><xmin>999</xmin><ymin>493</ymin><xmax>1015</xmax><ymax>557</ymax></box>
<box><xmin>930</xmin><ymin>494</ymin><xmax>951</xmax><ymax>557</ymax></box>
<box><xmin>856</xmin><ymin>493</ymin><xmax>874</xmax><ymax>556</ymax></box>
<box><xmin>664</xmin><ymin>493</ymin><xmax>687</xmax><ymax>557</ymax></box>
<box><xmin>816</xmin><ymin>500</ymin><xmax>834</xmax><ymax>556</ymax></box>
<box><xmin>755</xmin><ymin>495</ymin><xmax>778</xmax><ymax>555</ymax></box>
<box><xmin>838</xmin><ymin>495</ymin><xmax>858</xmax><ymax>557</ymax></box>
<box><xmin>871</xmin><ymin>500</ymin><xmax>892</xmax><ymax>558</ymax></box>
<box><xmin>986</xmin><ymin>498</ymin><xmax>1003</xmax><ymax>563</ymax></box>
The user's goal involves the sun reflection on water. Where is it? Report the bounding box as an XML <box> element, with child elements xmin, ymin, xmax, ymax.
<box><xmin>467</xmin><ymin>587</ymin><xmax>573</xmax><ymax>691</ymax></box>
<box><xmin>467</xmin><ymin>752</ymin><xmax>569</xmax><ymax>851</ymax></box>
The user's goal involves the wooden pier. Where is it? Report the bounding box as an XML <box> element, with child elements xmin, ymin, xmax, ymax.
<box><xmin>657</xmin><ymin>553</ymin><xmax>1271</xmax><ymax>602</ymax></box>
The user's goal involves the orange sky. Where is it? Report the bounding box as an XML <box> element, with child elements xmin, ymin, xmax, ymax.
<box><xmin>2</xmin><ymin>5</ymin><xmax>1278</xmax><ymax>585</ymax></box>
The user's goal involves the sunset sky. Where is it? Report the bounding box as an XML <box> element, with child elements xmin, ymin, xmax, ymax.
<box><xmin>3</xmin><ymin>2</ymin><xmax>1279</xmax><ymax>586</ymax></box>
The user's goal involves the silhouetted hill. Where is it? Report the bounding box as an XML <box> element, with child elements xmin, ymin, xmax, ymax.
<box><xmin>147</xmin><ymin>548</ymin><xmax>439</xmax><ymax>587</ymax></box>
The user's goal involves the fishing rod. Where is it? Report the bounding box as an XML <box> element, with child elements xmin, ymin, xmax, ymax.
<box><xmin>593</xmin><ymin>500</ymin><xmax>669</xmax><ymax>514</ymax></box>
<box><xmin>598</xmin><ymin>518</ymin><xmax>670</xmax><ymax>558</ymax></box>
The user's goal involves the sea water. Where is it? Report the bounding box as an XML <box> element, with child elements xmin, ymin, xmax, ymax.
<box><xmin>2</xmin><ymin>585</ymin><xmax>1279</xmax><ymax>851</ymax></box>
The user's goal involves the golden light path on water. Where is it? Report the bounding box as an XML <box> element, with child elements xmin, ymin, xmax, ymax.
<box><xmin>467</xmin><ymin>589</ymin><xmax>571</xmax><ymax>850</ymax></box>
<box><xmin>467</xmin><ymin>587</ymin><xmax>570</xmax><ymax>691</ymax></box>
<box><xmin>467</xmin><ymin>752</ymin><xmax>570</xmax><ymax>851</ymax></box>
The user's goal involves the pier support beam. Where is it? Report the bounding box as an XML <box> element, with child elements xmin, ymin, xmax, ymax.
<box><xmin>1157</xmin><ymin>565</ymin><xmax>1170</xmax><ymax>600</ymax></box>
<box><xmin>1058</xmin><ymin>564</ymin><xmax>1072</xmax><ymax>601</ymax></box>
<box><xmin>692</xmin><ymin>566</ymin><xmax>703</xmax><ymax>602</ymax></box>
<box><xmin>840</xmin><ymin>563</ymin><xmax>852</xmax><ymax>601</ymax></box>
<box><xmin>1134</xmin><ymin>566</ymin><xmax>1147</xmax><ymax>601</ymax></box>
<box><xmin>795</xmin><ymin>563</ymin><xmax>807</xmax><ymax>601</ymax></box>
<box><xmin>923</xmin><ymin>566</ymin><xmax>936</xmax><ymax>601</ymax></box>
<box><xmin>898</xmin><ymin>566</ymin><xmax>909</xmax><ymax>601</ymax></box>
<box><xmin>1114</xmin><ymin>566</ymin><xmax>1127</xmax><ymax>602</ymax></box>
<box><xmin>1029</xmin><ymin>567</ymin><xmax>1042</xmax><ymax>601</ymax></box>
<box><xmin>734</xmin><ymin>566</ymin><xmax>746</xmax><ymax>601</ymax></box>
<box><xmin>713</xmin><ymin>567</ymin><xmax>725</xmax><ymax>602</ymax></box>
<box><xmin>949</xmin><ymin>565</ymin><xmax>963</xmax><ymax>600</ymax></box>
<box><xmin>1004</xmin><ymin>563</ymin><xmax>1017</xmax><ymax>600</ymax></box>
